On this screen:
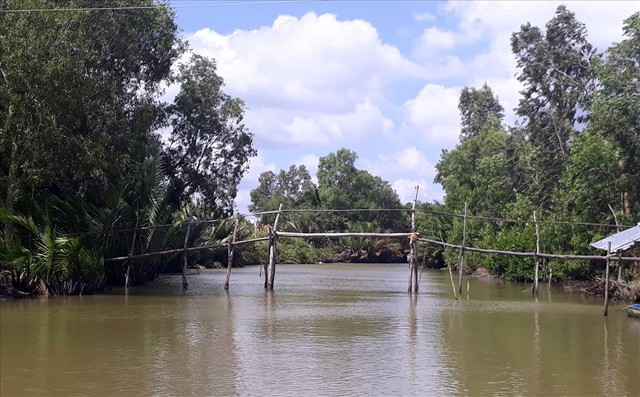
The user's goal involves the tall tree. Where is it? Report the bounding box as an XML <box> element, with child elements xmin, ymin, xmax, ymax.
<box><xmin>249</xmin><ymin>165</ymin><xmax>318</xmax><ymax>228</ymax></box>
<box><xmin>317</xmin><ymin>149</ymin><xmax>402</xmax><ymax>230</ymax></box>
<box><xmin>165</xmin><ymin>54</ymin><xmax>256</xmax><ymax>215</ymax></box>
<box><xmin>458</xmin><ymin>83</ymin><xmax>504</xmax><ymax>141</ymax></box>
<box><xmin>249</xmin><ymin>165</ymin><xmax>315</xmax><ymax>214</ymax></box>
<box><xmin>511</xmin><ymin>5</ymin><xmax>599</xmax><ymax>209</ymax></box>
<box><xmin>588</xmin><ymin>12</ymin><xmax>640</xmax><ymax>216</ymax></box>
<box><xmin>0</xmin><ymin>0</ymin><xmax>183</xmax><ymax>221</ymax></box>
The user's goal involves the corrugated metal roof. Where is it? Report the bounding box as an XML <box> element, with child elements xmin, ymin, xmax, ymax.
<box><xmin>590</xmin><ymin>224</ymin><xmax>640</xmax><ymax>253</ymax></box>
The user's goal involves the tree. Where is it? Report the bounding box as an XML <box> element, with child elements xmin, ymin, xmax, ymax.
<box><xmin>436</xmin><ymin>85</ymin><xmax>515</xmax><ymax>217</ymax></box>
<box><xmin>0</xmin><ymin>0</ymin><xmax>183</xmax><ymax>224</ymax></box>
<box><xmin>511</xmin><ymin>5</ymin><xmax>599</xmax><ymax>209</ymax></box>
<box><xmin>317</xmin><ymin>149</ymin><xmax>402</xmax><ymax>231</ymax></box>
<box><xmin>166</xmin><ymin>54</ymin><xmax>256</xmax><ymax>215</ymax></box>
<box><xmin>249</xmin><ymin>165</ymin><xmax>316</xmax><ymax>226</ymax></box>
<box><xmin>588</xmin><ymin>12</ymin><xmax>640</xmax><ymax>216</ymax></box>
<box><xmin>458</xmin><ymin>83</ymin><xmax>504</xmax><ymax>141</ymax></box>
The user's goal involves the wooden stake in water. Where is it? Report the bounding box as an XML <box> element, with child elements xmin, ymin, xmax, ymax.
<box><xmin>224</xmin><ymin>215</ymin><xmax>240</xmax><ymax>290</ymax></box>
<box><xmin>408</xmin><ymin>186</ymin><xmax>419</xmax><ymax>293</ymax></box>
<box><xmin>182</xmin><ymin>223</ymin><xmax>191</xmax><ymax>290</ymax></box>
<box><xmin>267</xmin><ymin>204</ymin><xmax>283</xmax><ymax>290</ymax></box>
<box><xmin>603</xmin><ymin>242</ymin><xmax>611</xmax><ymax>317</ymax></box>
<box><xmin>458</xmin><ymin>202</ymin><xmax>467</xmax><ymax>294</ymax></box>
<box><xmin>125</xmin><ymin>226</ymin><xmax>137</xmax><ymax>289</ymax></box>
<box><xmin>533</xmin><ymin>211</ymin><xmax>540</xmax><ymax>295</ymax></box>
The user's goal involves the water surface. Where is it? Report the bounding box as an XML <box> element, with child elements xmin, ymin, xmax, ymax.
<box><xmin>1</xmin><ymin>264</ymin><xmax>638</xmax><ymax>396</ymax></box>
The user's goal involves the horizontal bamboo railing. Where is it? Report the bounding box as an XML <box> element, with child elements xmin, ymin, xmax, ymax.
<box><xmin>103</xmin><ymin>205</ymin><xmax>639</xmax><ymax>264</ymax></box>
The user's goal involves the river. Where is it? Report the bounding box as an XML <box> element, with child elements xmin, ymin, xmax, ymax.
<box><xmin>1</xmin><ymin>263</ymin><xmax>638</xmax><ymax>396</ymax></box>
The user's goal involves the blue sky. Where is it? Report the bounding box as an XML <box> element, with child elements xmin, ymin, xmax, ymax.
<box><xmin>166</xmin><ymin>0</ymin><xmax>638</xmax><ymax>213</ymax></box>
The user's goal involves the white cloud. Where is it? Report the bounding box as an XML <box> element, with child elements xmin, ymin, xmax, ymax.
<box><xmin>414</xmin><ymin>12</ymin><xmax>436</xmax><ymax>22</ymax></box>
<box><xmin>186</xmin><ymin>12</ymin><xmax>425</xmax><ymax>113</ymax></box>
<box><xmin>276</xmin><ymin>98</ymin><xmax>394</xmax><ymax>146</ymax></box>
<box><xmin>401</xmin><ymin>84</ymin><xmax>461</xmax><ymax>147</ymax></box>
<box><xmin>413</xmin><ymin>27</ymin><xmax>457</xmax><ymax>59</ymax></box>
<box><xmin>184</xmin><ymin>12</ymin><xmax>421</xmax><ymax>149</ymax></box>
<box><xmin>393</xmin><ymin>178</ymin><xmax>444</xmax><ymax>205</ymax></box>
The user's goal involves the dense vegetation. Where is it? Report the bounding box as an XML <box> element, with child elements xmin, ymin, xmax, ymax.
<box><xmin>0</xmin><ymin>0</ymin><xmax>255</xmax><ymax>295</ymax></box>
<box><xmin>1</xmin><ymin>3</ymin><xmax>638</xmax><ymax>296</ymax></box>
<box><xmin>432</xmin><ymin>7</ymin><xmax>639</xmax><ymax>281</ymax></box>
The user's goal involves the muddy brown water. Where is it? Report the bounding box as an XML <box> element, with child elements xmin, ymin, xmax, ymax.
<box><xmin>1</xmin><ymin>263</ymin><xmax>638</xmax><ymax>396</ymax></box>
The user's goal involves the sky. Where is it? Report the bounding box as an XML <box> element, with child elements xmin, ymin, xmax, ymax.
<box><xmin>166</xmin><ymin>0</ymin><xmax>639</xmax><ymax>213</ymax></box>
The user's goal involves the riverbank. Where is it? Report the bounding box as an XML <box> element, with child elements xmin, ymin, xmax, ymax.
<box><xmin>470</xmin><ymin>267</ymin><xmax>640</xmax><ymax>303</ymax></box>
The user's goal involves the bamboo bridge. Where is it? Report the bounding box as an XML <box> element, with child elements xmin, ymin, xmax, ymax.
<box><xmin>104</xmin><ymin>187</ymin><xmax>639</xmax><ymax>315</ymax></box>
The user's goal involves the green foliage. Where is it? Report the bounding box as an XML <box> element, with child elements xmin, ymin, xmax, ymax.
<box><xmin>436</xmin><ymin>122</ymin><xmax>517</xmax><ymax>217</ymax></box>
<box><xmin>431</xmin><ymin>7</ymin><xmax>639</xmax><ymax>283</ymax></box>
<box><xmin>249</xmin><ymin>148</ymin><xmax>404</xmax><ymax>236</ymax></box>
<box><xmin>249</xmin><ymin>165</ymin><xmax>316</xmax><ymax>226</ymax></box>
<box><xmin>510</xmin><ymin>5</ymin><xmax>599</xmax><ymax>210</ymax></box>
<box><xmin>0</xmin><ymin>1</ymin><xmax>257</xmax><ymax>293</ymax></box>
<box><xmin>588</xmin><ymin>12</ymin><xmax>640</xmax><ymax>215</ymax></box>
<box><xmin>341</xmin><ymin>221</ymin><xmax>380</xmax><ymax>255</ymax></box>
<box><xmin>0</xmin><ymin>0</ymin><xmax>184</xmax><ymax>209</ymax></box>
<box><xmin>277</xmin><ymin>238</ymin><xmax>330</xmax><ymax>264</ymax></box>
<box><xmin>0</xmin><ymin>202</ymin><xmax>106</xmax><ymax>295</ymax></box>
<box><xmin>166</xmin><ymin>54</ymin><xmax>256</xmax><ymax>215</ymax></box>
<box><xmin>482</xmin><ymin>225</ymin><xmax>536</xmax><ymax>281</ymax></box>
<box><xmin>459</xmin><ymin>83</ymin><xmax>504</xmax><ymax>141</ymax></box>
<box><xmin>553</xmin><ymin>133</ymin><xmax>622</xmax><ymax>222</ymax></box>
<box><xmin>316</xmin><ymin>148</ymin><xmax>403</xmax><ymax>231</ymax></box>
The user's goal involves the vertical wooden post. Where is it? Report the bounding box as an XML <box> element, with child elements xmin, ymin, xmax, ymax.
<box><xmin>125</xmin><ymin>226</ymin><xmax>137</xmax><ymax>289</ymax></box>
<box><xmin>607</xmin><ymin>204</ymin><xmax>622</xmax><ymax>282</ymax></box>
<box><xmin>181</xmin><ymin>223</ymin><xmax>191</xmax><ymax>290</ymax></box>
<box><xmin>439</xmin><ymin>230</ymin><xmax>457</xmax><ymax>300</ymax></box>
<box><xmin>224</xmin><ymin>215</ymin><xmax>240</xmax><ymax>290</ymax></box>
<box><xmin>267</xmin><ymin>204</ymin><xmax>283</xmax><ymax>290</ymax></box>
<box><xmin>448</xmin><ymin>263</ymin><xmax>458</xmax><ymax>300</ymax></box>
<box><xmin>603</xmin><ymin>242</ymin><xmax>611</xmax><ymax>317</ymax></box>
<box><xmin>533</xmin><ymin>211</ymin><xmax>540</xmax><ymax>295</ymax></box>
<box><xmin>458</xmin><ymin>201</ymin><xmax>467</xmax><ymax>294</ymax></box>
<box><xmin>408</xmin><ymin>186</ymin><xmax>419</xmax><ymax>293</ymax></box>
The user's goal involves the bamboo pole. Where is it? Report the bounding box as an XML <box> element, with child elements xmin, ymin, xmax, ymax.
<box><xmin>103</xmin><ymin>233</ymin><xmax>640</xmax><ymax>264</ymax></box>
<box><xmin>533</xmin><ymin>211</ymin><xmax>540</xmax><ymax>295</ymax></box>
<box><xmin>408</xmin><ymin>186</ymin><xmax>419</xmax><ymax>293</ymax></box>
<box><xmin>181</xmin><ymin>224</ymin><xmax>191</xmax><ymax>290</ymax></box>
<box><xmin>125</xmin><ymin>227</ymin><xmax>137</xmax><ymax>289</ymax></box>
<box><xmin>267</xmin><ymin>204</ymin><xmax>283</xmax><ymax>290</ymax></box>
<box><xmin>458</xmin><ymin>202</ymin><xmax>467</xmax><ymax>294</ymax></box>
<box><xmin>263</xmin><ymin>229</ymin><xmax>269</xmax><ymax>289</ymax></box>
<box><xmin>224</xmin><ymin>215</ymin><xmax>240</xmax><ymax>290</ymax></box>
<box><xmin>438</xmin><ymin>230</ymin><xmax>458</xmax><ymax>300</ymax></box>
<box><xmin>104</xmin><ymin>238</ymin><xmax>270</xmax><ymax>263</ymax></box>
<box><xmin>415</xmin><ymin>237</ymin><xmax>638</xmax><ymax>262</ymax></box>
<box><xmin>607</xmin><ymin>203</ymin><xmax>623</xmax><ymax>282</ymax></box>
<box><xmin>603</xmin><ymin>242</ymin><xmax>611</xmax><ymax>317</ymax></box>
<box><xmin>448</xmin><ymin>263</ymin><xmax>458</xmax><ymax>299</ymax></box>
<box><xmin>278</xmin><ymin>232</ymin><xmax>419</xmax><ymax>239</ymax></box>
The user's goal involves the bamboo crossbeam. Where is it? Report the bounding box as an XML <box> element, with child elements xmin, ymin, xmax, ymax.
<box><xmin>277</xmin><ymin>232</ymin><xmax>411</xmax><ymax>239</ymax></box>
<box><xmin>247</xmin><ymin>208</ymin><xmax>631</xmax><ymax>229</ymax></box>
<box><xmin>417</xmin><ymin>237</ymin><xmax>640</xmax><ymax>262</ymax></box>
<box><xmin>104</xmin><ymin>243</ymin><xmax>227</xmax><ymax>262</ymax></box>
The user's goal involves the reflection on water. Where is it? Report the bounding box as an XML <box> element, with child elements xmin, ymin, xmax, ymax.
<box><xmin>1</xmin><ymin>264</ymin><xmax>638</xmax><ymax>396</ymax></box>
